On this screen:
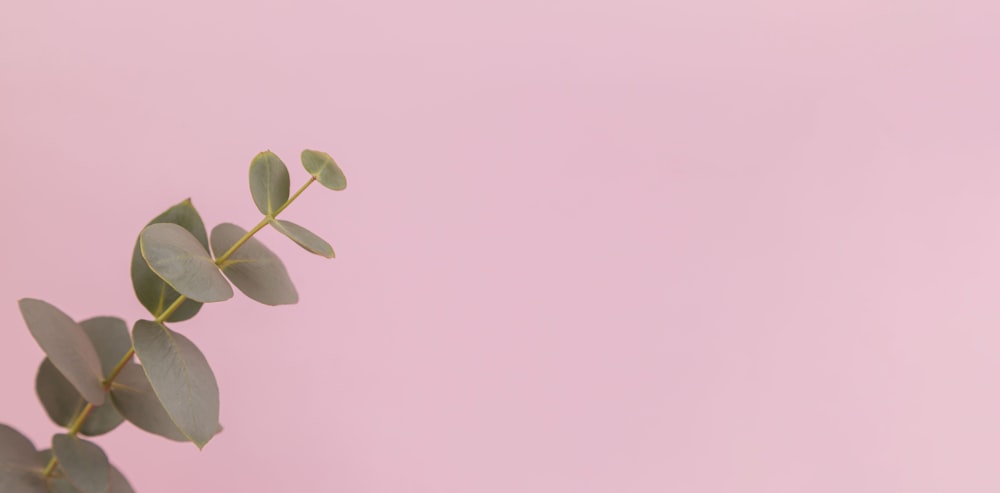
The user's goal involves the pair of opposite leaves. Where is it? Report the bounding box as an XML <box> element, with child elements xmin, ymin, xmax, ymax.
<box><xmin>0</xmin><ymin>424</ymin><xmax>133</xmax><ymax>493</ymax></box>
<box><xmin>21</xmin><ymin>300</ymin><xmax>219</xmax><ymax>447</ymax></box>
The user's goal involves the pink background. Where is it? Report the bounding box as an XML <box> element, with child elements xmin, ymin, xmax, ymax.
<box><xmin>3</xmin><ymin>1</ymin><xmax>1000</xmax><ymax>491</ymax></box>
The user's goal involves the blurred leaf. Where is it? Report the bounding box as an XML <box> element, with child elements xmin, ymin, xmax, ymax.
<box><xmin>0</xmin><ymin>424</ymin><xmax>46</xmax><ymax>493</ymax></box>
<box><xmin>269</xmin><ymin>219</ymin><xmax>335</xmax><ymax>258</ymax></box>
<box><xmin>131</xmin><ymin>320</ymin><xmax>221</xmax><ymax>448</ymax></box>
<box><xmin>131</xmin><ymin>199</ymin><xmax>208</xmax><ymax>323</ymax></box>
<box><xmin>140</xmin><ymin>223</ymin><xmax>233</xmax><ymax>303</ymax></box>
<box><xmin>52</xmin><ymin>435</ymin><xmax>109</xmax><ymax>493</ymax></box>
<box><xmin>18</xmin><ymin>300</ymin><xmax>105</xmax><ymax>406</ymax></box>
<box><xmin>301</xmin><ymin>149</ymin><xmax>347</xmax><ymax>190</ymax></box>
<box><xmin>48</xmin><ymin>478</ymin><xmax>81</xmax><ymax>493</ymax></box>
<box><xmin>80</xmin><ymin>317</ymin><xmax>133</xmax><ymax>377</ymax></box>
<box><xmin>211</xmin><ymin>223</ymin><xmax>299</xmax><ymax>305</ymax></box>
<box><xmin>36</xmin><ymin>360</ymin><xmax>124</xmax><ymax>437</ymax></box>
<box><xmin>250</xmin><ymin>151</ymin><xmax>290</xmax><ymax>216</ymax></box>
<box><xmin>109</xmin><ymin>363</ymin><xmax>188</xmax><ymax>442</ymax></box>
<box><xmin>108</xmin><ymin>463</ymin><xmax>134</xmax><ymax>493</ymax></box>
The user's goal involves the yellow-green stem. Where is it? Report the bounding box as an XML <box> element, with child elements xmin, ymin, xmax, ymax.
<box><xmin>42</xmin><ymin>177</ymin><xmax>316</xmax><ymax>478</ymax></box>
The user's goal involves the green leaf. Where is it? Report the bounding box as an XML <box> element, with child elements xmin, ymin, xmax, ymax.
<box><xmin>18</xmin><ymin>300</ymin><xmax>105</xmax><ymax>406</ymax></box>
<box><xmin>140</xmin><ymin>223</ymin><xmax>234</xmax><ymax>303</ymax></box>
<box><xmin>52</xmin><ymin>435</ymin><xmax>109</xmax><ymax>493</ymax></box>
<box><xmin>131</xmin><ymin>199</ymin><xmax>209</xmax><ymax>323</ymax></box>
<box><xmin>131</xmin><ymin>320</ymin><xmax>221</xmax><ymax>448</ymax></box>
<box><xmin>250</xmin><ymin>151</ymin><xmax>291</xmax><ymax>216</ymax></box>
<box><xmin>269</xmin><ymin>219</ymin><xmax>335</xmax><ymax>258</ymax></box>
<box><xmin>36</xmin><ymin>360</ymin><xmax>124</xmax><ymax>437</ymax></box>
<box><xmin>80</xmin><ymin>317</ymin><xmax>133</xmax><ymax>378</ymax></box>
<box><xmin>301</xmin><ymin>149</ymin><xmax>347</xmax><ymax>190</ymax></box>
<box><xmin>0</xmin><ymin>424</ymin><xmax>46</xmax><ymax>493</ymax></box>
<box><xmin>48</xmin><ymin>478</ymin><xmax>83</xmax><ymax>493</ymax></box>
<box><xmin>211</xmin><ymin>223</ymin><xmax>299</xmax><ymax>305</ymax></box>
<box><xmin>109</xmin><ymin>363</ymin><xmax>188</xmax><ymax>442</ymax></box>
<box><xmin>108</xmin><ymin>463</ymin><xmax>134</xmax><ymax>493</ymax></box>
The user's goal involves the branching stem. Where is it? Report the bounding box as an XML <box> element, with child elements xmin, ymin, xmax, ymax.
<box><xmin>41</xmin><ymin>177</ymin><xmax>316</xmax><ymax>478</ymax></box>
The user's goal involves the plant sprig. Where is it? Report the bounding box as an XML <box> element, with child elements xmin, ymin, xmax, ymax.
<box><xmin>1</xmin><ymin>149</ymin><xmax>347</xmax><ymax>492</ymax></box>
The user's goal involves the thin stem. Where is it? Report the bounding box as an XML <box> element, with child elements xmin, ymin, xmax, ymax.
<box><xmin>42</xmin><ymin>177</ymin><xmax>317</xmax><ymax>478</ymax></box>
<box><xmin>274</xmin><ymin>176</ymin><xmax>315</xmax><ymax>216</ymax></box>
<box><xmin>215</xmin><ymin>177</ymin><xmax>315</xmax><ymax>264</ymax></box>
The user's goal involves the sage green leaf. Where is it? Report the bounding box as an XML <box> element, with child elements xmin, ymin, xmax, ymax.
<box><xmin>18</xmin><ymin>300</ymin><xmax>105</xmax><ymax>406</ymax></box>
<box><xmin>36</xmin><ymin>360</ymin><xmax>124</xmax><ymax>437</ymax></box>
<box><xmin>0</xmin><ymin>424</ymin><xmax>46</xmax><ymax>493</ymax></box>
<box><xmin>269</xmin><ymin>219</ymin><xmax>335</xmax><ymax>258</ymax></box>
<box><xmin>48</xmin><ymin>478</ymin><xmax>82</xmax><ymax>493</ymax></box>
<box><xmin>52</xmin><ymin>435</ymin><xmax>109</xmax><ymax>493</ymax></box>
<box><xmin>210</xmin><ymin>223</ymin><xmax>299</xmax><ymax>305</ymax></box>
<box><xmin>131</xmin><ymin>199</ymin><xmax>208</xmax><ymax>323</ymax></box>
<box><xmin>131</xmin><ymin>320</ymin><xmax>221</xmax><ymax>448</ymax></box>
<box><xmin>108</xmin><ymin>464</ymin><xmax>134</xmax><ymax>493</ymax></box>
<box><xmin>109</xmin><ymin>363</ymin><xmax>188</xmax><ymax>442</ymax></box>
<box><xmin>80</xmin><ymin>317</ymin><xmax>132</xmax><ymax>378</ymax></box>
<box><xmin>140</xmin><ymin>223</ymin><xmax>233</xmax><ymax>303</ymax></box>
<box><xmin>301</xmin><ymin>149</ymin><xmax>347</xmax><ymax>190</ymax></box>
<box><xmin>250</xmin><ymin>151</ymin><xmax>290</xmax><ymax>216</ymax></box>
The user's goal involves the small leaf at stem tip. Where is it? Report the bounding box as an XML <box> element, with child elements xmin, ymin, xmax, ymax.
<box><xmin>17</xmin><ymin>299</ymin><xmax>105</xmax><ymax>406</ymax></box>
<box><xmin>211</xmin><ymin>222</ymin><xmax>299</xmax><ymax>305</ymax></box>
<box><xmin>36</xmin><ymin>359</ymin><xmax>124</xmax><ymax>436</ymax></box>
<box><xmin>109</xmin><ymin>363</ymin><xmax>189</xmax><ymax>442</ymax></box>
<box><xmin>131</xmin><ymin>198</ymin><xmax>209</xmax><ymax>322</ymax></box>
<box><xmin>131</xmin><ymin>320</ymin><xmax>221</xmax><ymax>449</ymax></box>
<box><xmin>269</xmin><ymin>218</ymin><xmax>335</xmax><ymax>258</ymax></box>
<box><xmin>140</xmin><ymin>223</ymin><xmax>234</xmax><ymax>303</ymax></box>
<box><xmin>0</xmin><ymin>426</ymin><xmax>46</xmax><ymax>492</ymax></box>
<box><xmin>52</xmin><ymin>434</ymin><xmax>110</xmax><ymax>493</ymax></box>
<box><xmin>249</xmin><ymin>151</ymin><xmax>291</xmax><ymax>216</ymax></box>
<box><xmin>301</xmin><ymin>149</ymin><xmax>347</xmax><ymax>190</ymax></box>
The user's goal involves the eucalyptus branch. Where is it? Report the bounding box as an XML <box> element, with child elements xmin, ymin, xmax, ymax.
<box><xmin>2</xmin><ymin>149</ymin><xmax>347</xmax><ymax>493</ymax></box>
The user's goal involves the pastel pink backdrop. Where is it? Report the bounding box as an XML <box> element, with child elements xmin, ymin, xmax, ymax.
<box><xmin>3</xmin><ymin>1</ymin><xmax>1000</xmax><ymax>492</ymax></box>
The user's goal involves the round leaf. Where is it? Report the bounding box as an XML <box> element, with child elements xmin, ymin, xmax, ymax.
<box><xmin>80</xmin><ymin>317</ymin><xmax>133</xmax><ymax>378</ymax></box>
<box><xmin>130</xmin><ymin>199</ymin><xmax>208</xmax><ymax>322</ymax></box>
<box><xmin>140</xmin><ymin>223</ymin><xmax>234</xmax><ymax>303</ymax></box>
<box><xmin>211</xmin><ymin>223</ymin><xmax>299</xmax><ymax>306</ymax></box>
<box><xmin>52</xmin><ymin>435</ymin><xmax>109</xmax><ymax>493</ymax></box>
<box><xmin>0</xmin><ymin>424</ymin><xmax>45</xmax><ymax>492</ymax></box>
<box><xmin>269</xmin><ymin>219</ymin><xmax>335</xmax><ymax>258</ymax></box>
<box><xmin>301</xmin><ymin>149</ymin><xmax>347</xmax><ymax>190</ymax></box>
<box><xmin>250</xmin><ymin>151</ymin><xmax>291</xmax><ymax>216</ymax></box>
<box><xmin>36</xmin><ymin>360</ymin><xmax>124</xmax><ymax>437</ymax></box>
<box><xmin>131</xmin><ymin>320</ymin><xmax>221</xmax><ymax>448</ymax></box>
<box><xmin>18</xmin><ymin>299</ymin><xmax>105</xmax><ymax>406</ymax></box>
<box><xmin>109</xmin><ymin>363</ymin><xmax>188</xmax><ymax>442</ymax></box>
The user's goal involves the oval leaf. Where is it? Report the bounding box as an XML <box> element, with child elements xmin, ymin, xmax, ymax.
<box><xmin>52</xmin><ymin>435</ymin><xmax>109</xmax><ymax>493</ymax></box>
<box><xmin>0</xmin><ymin>424</ymin><xmax>46</xmax><ymax>493</ymax></box>
<box><xmin>36</xmin><ymin>360</ymin><xmax>124</xmax><ymax>437</ymax></box>
<box><xmin>269</xmin><ymin>219</ymin><xmax>335</xmax><ymax>258</ymax></box>
<box><xmin>211</xmin><ymin>223</ymin><xmax>299</xmax><ymax>305</ymax></box>
<box><xmin>301</xmin><ymin>149</ymin><xmax>347</xmax><ymax>190</ymax></box>
<box><xmin>108</xmin><ymin>463</ymin><xmax>134</xmax><ymax>493</ymax></box>
<box><xmin>130</xmin><ymin>199</ymin><xmax>208</xmax><ymax>323</ymax></box>
<box><xmin>250</xmin><ymin>151</ymin><xmax>291</xmax><ymax>216</ymax></box>
<box><xmin>80</xmin><ymin>317</ymin><xmax>133</xmax><ymax>378</ymax></box>
<box><xmin>109</xmin><ymin>364</ymin><xmax>188</xmax><ymax>442</ymax></box>
<box><xmin>140</xmin><ymin>223</ymin><xmax>233</xmax><ymax>303</ymax></box>
<box><xmin>18</xmin><ymin>300</ymin><xmax>105</xmax><ymax>406</ymax></box>
<box><xmin>131</xmin><ymin>320</ymin><xmax>220</xmax><ymax>448</ymax></box>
